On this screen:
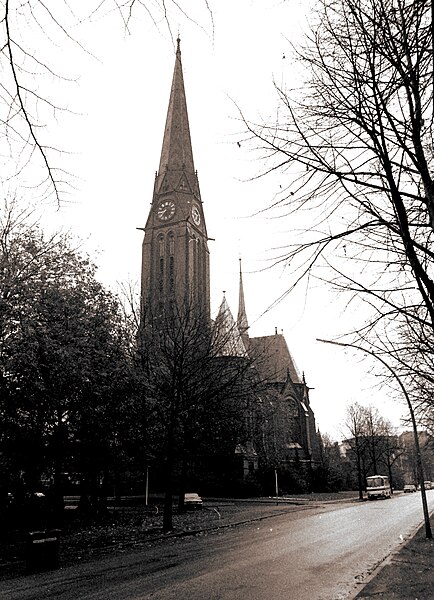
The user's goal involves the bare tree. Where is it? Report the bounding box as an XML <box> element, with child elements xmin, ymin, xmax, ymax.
<box><xmin>359</xmin><ymin>405</ymin><xmax>403</xmax><ymax>490</ymax></box>
<box><xmin>343</xmin><ymin>403</ymin><xmax>368</xmax><ymax>500</ymax></box>
<box><xmin>0</xmin><ymin>1</ymin><xmax>214</xmax><ymax>204</ymax></box>
<box><xmin>242</xmin><ymin>0</ymin><xmax>434</xmax><ymax>348</ymax></box>
<box><xmin>325</xmin><ymin>339</ymin><xmax>432</xmax><ymax>537</ymax></box>
<box><xmin>139</xmin><ymin>300</ymin><xmax>255</xmax><ymax>531</ymax></box>
<box><xmin>342</xmin><ymin>403</ymin><xmax>401</xmax><ymax>494</ymax></box>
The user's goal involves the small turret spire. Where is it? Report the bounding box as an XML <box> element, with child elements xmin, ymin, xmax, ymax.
<box><xmin>215</xmin><ymin>293</ymin><xmax>247</xmax><ymax>358</ymax></box>
<box><xmin>237</xmin><ymin>258</ymin><xmax>249</xmax><ymax>347</ymax></box>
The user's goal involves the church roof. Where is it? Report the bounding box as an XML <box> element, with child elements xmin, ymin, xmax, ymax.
<box><xmin>158</xmin><ymin>38</ymin><xmax>195</xmax><ymax>175</ymax></box>
<box><xmin>214</xmin><ymin>295</ymin><xmax>248</xmax><ymax>357</ymax></box>
<box><xmin>249</xmin><ymin>333</ymin><xmax>302</xmax><ymax>384</ymax></box>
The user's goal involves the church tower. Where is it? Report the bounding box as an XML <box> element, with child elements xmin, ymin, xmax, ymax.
<box><xmin>140</xmin><ymin>40</ymin><xmax>210</xmax><ymax>322</ymax></box>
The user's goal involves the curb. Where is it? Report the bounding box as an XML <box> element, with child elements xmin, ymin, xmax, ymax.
<box><xmin>349</xmin><ymin>517</ymin><xmax>433</xmax><ymax>599</ymax></box>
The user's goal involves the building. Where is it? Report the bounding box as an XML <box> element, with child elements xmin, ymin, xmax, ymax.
<box><xmin>397</xmin><ymin>431</ymin><xmax>434</xmax><ymax>485</ymax></box>
<box><xmin>139</xmin><ymin>40</ymin><xmax>320</xmax><ymax>494</ymax></box>
<box><xmin>140</xmin><ymin>38</ymin><xmax>209</xmax><ymax>322</ymax></box>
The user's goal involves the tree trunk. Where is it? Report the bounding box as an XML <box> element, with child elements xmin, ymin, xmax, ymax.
<box><xmin>163</xmin><ymin>418</ymin><xmax>175</xmax><ymax>532</ymax></box>
<box><xmin>163</xmin><ymin>466</ymin><xmax>173</xmax><ymax>531</ymax></box>
<box><xmin>355</xmin><ymin>437</ymin><xmax>364</xmax><ymax>501</ymax></box>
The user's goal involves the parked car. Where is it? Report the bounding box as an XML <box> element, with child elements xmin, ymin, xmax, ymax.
<box><xmin>424</xmin><ymin>481</ymin><xmax>432</xmax><ymax>490</ymax></box>
<box><xmin>404</xmin><ymin>484</ymin><xmax>417</xmax><ymax>493</ymax></box>
<box><xmin>184</xmin><ymin>492</ymin><xmax>203</xmax><ymax>510</ymax></box>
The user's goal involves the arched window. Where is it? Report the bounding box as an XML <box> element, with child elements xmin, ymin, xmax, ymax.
<box><xmin>168</xmin><ymin>233</ymin><xmax>175</xmax><ymax>255</ymax></box>
<box><xmin>159</xmin><ymin>257</ymin><xmax>164</xmax><ymax>295</ymax></box>
<box><xmin>169</xmin><ymin>256</ymin><xmax>174</xmax><ymax>292</ymax></box>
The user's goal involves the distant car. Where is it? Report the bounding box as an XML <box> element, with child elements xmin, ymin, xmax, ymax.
<box><xmin>424</xmin><ymin>481</ymin><xmax>432</xmax><ymax>490</ymax></box>
<box><xmin>404</xmin><ymin>484</ymin><xmax>416</xmax><ymax>493</ymax></box>
<box><xmin>184</xmin><ymin>492</ymin><xmax>203</xmax><ymax>510</ymax></box>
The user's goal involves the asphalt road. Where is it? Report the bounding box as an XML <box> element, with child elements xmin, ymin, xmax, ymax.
<box><xmin>2</xmin><ymin>491</ymin><xmax>434</xmax><ymax>600</ymax></box>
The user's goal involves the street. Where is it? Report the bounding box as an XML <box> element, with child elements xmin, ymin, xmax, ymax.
<box><xmin>2</xmin><ymin>491</ymin><xmax>434</xmax><ymax>600</ymax></box>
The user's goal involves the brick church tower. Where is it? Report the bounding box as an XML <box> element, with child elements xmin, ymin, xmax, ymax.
<box><xmin>140</xmin><ymin>39</ymin><xmax>210</xmax><ymax>321</ymax></box>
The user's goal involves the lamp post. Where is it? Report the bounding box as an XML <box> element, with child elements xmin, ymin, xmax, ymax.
<box><xmin>145</xmin><ymin>465</ymin><xmax>149</xmax><ymax>507</ymax></box>
<box><xmin>275</xmin><ymin>468</ymin><xmax>279</xmax><ymax>500</ymax></box>
<box><xmin>317</xmin><ymin>337</ymin><xmax>432</xmax><ymax>539</ymax></box>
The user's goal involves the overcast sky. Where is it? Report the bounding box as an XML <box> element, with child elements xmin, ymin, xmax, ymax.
<box><xmin>10</xmin><ymin>0</ymin><xmax>410</xmax><ymax>440</ymax></box>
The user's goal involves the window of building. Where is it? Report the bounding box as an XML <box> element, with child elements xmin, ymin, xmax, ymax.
<box><xmin>159</xmin><ymin>257</ymin><xmax>164</xmax><ymax>295</ymax></box>
<box><xmin>169</xmin><ymin>256</ymin><xmax>174</xmax><ymax>291</ymax></box>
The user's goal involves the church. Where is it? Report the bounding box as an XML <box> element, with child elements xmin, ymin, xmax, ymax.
<box><xmin>139</xmin><ymin>40</ymin><xmax>321</xmax><ymax>495</ymax></box>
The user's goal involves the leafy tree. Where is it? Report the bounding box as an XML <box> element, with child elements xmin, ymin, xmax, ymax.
<box><xmin>314</xmin><ymin>433</ymin><xmax>347</xmax><ymax>492</ymax></box>
<box><xmin>0</xmin><ymin>202</ymin><xmax>134</xmax><ymax>516</ymax></box>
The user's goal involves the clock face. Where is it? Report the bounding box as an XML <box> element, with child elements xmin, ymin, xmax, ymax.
<box><xmin>192</xmin><ymin>205</ymin><xmax>201</xmax><ymax>225</ymax></box>
<box><xmin>157</xmin><ymin>200</ymin><xmax>175</xmax><ymax>221</ymax></box>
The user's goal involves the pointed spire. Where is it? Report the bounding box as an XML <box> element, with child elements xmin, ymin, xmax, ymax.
<box><xmin>215</xmin><ymin>293</ymin><xmax>247</xmax><ymax>357</ymax></box>
<box><xmin>237</xmin><ymin>258</ymin><xmax>249</xmax><ymax>345</ymax></box>
<box><xmin>158</xmin><ymin>38</ymin><xmax>195</xmax><ymax>175</ymax></box>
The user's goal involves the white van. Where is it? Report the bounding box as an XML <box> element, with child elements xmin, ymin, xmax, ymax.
<box><xmin>366</xmin><ymin>475</ymin><xmax>391</xmax><ymax>499</ymax></box>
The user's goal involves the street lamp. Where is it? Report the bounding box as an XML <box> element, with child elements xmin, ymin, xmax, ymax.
<box><xmin>145</xmin><ymin>464</ymin><xmax>149</xmax><ymax>507</ymax></box>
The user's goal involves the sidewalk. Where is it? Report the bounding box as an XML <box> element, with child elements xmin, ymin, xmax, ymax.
<box><xmin>354</xmin><ymin>521</ymin><xmax>434</xmax><ymax>599</ymax></box>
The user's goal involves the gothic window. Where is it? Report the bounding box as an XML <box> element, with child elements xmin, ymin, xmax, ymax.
<box><xmin>196</xmin><ymin>237</ymin><xmax>200</xmax><ymax>277</ymax></box>
<box><xmin>169</xmin><ymin>256</ymin><xmax>174</xmax><ymax>292</ymax></box>
<box><xmin>192</xmin><ymin>236</ymin><xmax>197</xmax><ymax>294</ymax></box>
<box><xmin>159</xmin><ymin>235</ymin><xmax>165</xmax><ymax>257</ymax></box>
<box><xmin>178</xmin><ymin>176</ymin><xmax>188</xmax><ymax>191</ymax></box>
<box><xmin>200</xmin><ymin>240</ymin><xmax>207</xmax><ymax>305</ymax></box>
<box><xmin>169</xmin><ymin>233</ymin><xmax>175</xmax><ymax>255</ymax></box>
<box><xmin>159</xmin><ymin>257</ymin><xmax>164</xmax><ymax>295</ymax></box>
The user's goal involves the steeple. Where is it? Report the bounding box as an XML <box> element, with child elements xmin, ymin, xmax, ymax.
<box><xmin>158</xmin><ymin>37</ymin><xmax>195</xmax><ymax>177</ymax></box>
<box><xmin>140</xmin><ymin>40</ymin><xmax>210</xmax><ymax>322</ymax></box>
<box><xmin>237</xmin><ymin>258</ymin><xmax>249</xmax><ymax>348</ymax></box>
<box><xmin>150</xmin><ymin>36</ymin><xmax>204</xmax><ymax>216</ymax></box>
